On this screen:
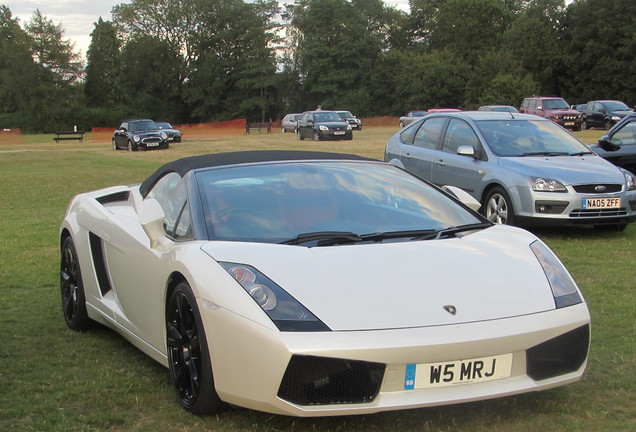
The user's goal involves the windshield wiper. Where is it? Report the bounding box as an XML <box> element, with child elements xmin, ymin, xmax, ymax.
<box><xmin>569</xmin><ymin>151</ymin><xmax>594</xmax><ymax>156</ymax></box>
<box><xmin>280</xmin><ymin>231</ymin><xmax>362</xmax><ymax>246</ymax></box>
<box><xmin>521</xmin><ymin>151</ymin><xmax>569</xmax><ymax>157</ymax></box>
<box><xmin>412</xmin><ymin>222</ymin><xmax>492</xmax><ymax>240</ymax></box>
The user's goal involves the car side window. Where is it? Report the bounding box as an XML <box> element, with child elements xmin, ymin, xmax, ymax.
<box><xmin>529</xmin><ymin>99</ymin><xmax>537</xmax><ymax>110</ymax></box>
<box><xmin>412</xmin><ymin>117</ymin><xmax>446</xmax><ymax>149</ymax></box>
<box><xmin>611</xmin><ymin>121</ymin><xmax>636</xmax><ymax>147</ymax></box>
<box><xmin>442</xmin><ymin>119</ymin><xmax>480</xmax><ymax>154</ymax></box>
<box><xmin>146</xmin><ymin>172</ymin><xmax>190</xmax><ymax>239</ymax></box>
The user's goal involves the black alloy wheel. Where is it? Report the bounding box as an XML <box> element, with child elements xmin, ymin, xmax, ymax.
<box><xmin>166</xmin><ymin>282</ymin><xmax>223</xmax><ymax>415</ymax></box>
<box><xmin>60</xmin><ymin>236</ymin><xmax>90</xmax><ymax>330</ymax></box>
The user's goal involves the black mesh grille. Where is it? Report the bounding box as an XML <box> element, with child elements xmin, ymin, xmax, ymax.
<box><xmin>526</xmin><ymin>324</ymin><xmax>589</xmax><ymax>381</ymax></box>
<box><xmin>277</xmin><ymin>355</ymin><xmax>385</xmax><ymax>406</ymax></box>
<box><xmin>572</xmin><ymin>184</ymin><xmax>622</xmax><ymax>194</ymax></box>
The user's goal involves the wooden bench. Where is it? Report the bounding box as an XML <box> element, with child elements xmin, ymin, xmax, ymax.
<box><xmin>54</xmin><ymin>131</ymin><xmax>85</xmax><ymax>142</ymax></box>
<box><xmin>246</xmin><ymin>122</ymin><xmax>272</xmax><ymax>134</ymax></box>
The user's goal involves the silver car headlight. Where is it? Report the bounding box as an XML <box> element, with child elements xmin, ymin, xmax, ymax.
<box><xmin>611</xmin><ymin>116</ymin><xmax>620</xmax><ymax>121</ymax></box>
<box><xmin>530</xmin><ymin>177</ymin><xmax>567</xmax><ymax>192</ymax></box>
<box><xmin>621</xmin><ymin>169</ymin><xmax>636</xmax><ymax>191</ymax></box>
<box><xmin>347</xmin><ymin>124</ymin><xmax>352</xmax><ymax>130</ymax></box>
<box><xmin>530</xmin><ymin>241</ymin><xmax>582</xmax><ymax>308</ymax></box>
<box><xmin>133</xmin><ymin>135</ymin><xmax>141</xmax><ymax>143</ymax></box>
<box><xmin>318</xmin><ymin>125</ymin><xmax>329</xmax><ymax>131</ymax></box>
<box><xmin>160</xmin><ymin>131</ymin><xmax>168</xmax><ymax>140</ymax></box>
<box><xmin>220</xmin><ymin>262</ymin><xmax>329</xmax><ymax>331</ymax></box>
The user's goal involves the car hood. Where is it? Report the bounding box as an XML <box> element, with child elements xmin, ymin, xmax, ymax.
<box><xmin>546</xmin><ymin>109</ymin><xmax>580</xmax><ymax>115</ymax></box>
<box><xmin>201</xmin><ymin>225</ymin><xmax>559</xmax><ymax>331</ymax></box>
<box><xmin>498</xmin><ymin>154</ymin><xmax>624</xmax><ymax>184</ymax></box>
<box><xmin>317</xmin><ymin>121</ymin><xmax>349</xmax><ymax>128</ymax></box>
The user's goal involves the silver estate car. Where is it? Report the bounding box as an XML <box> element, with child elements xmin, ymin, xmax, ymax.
<box><xmin>385</xmin><ymin>111</ymin><xmax>636</xmax><ymax>230</ymax></box>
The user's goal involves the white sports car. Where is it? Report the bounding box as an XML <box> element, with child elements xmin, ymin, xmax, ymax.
<box><xmin>60</xmin><ymin>150</ymin><xmax>590</xmax><ymax>417</ymax></box>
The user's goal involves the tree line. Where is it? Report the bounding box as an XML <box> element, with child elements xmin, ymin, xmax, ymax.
<box><xmin>1</xmin><ymin>0</ymin><xmax>634</xmax><ymax>133</ymax></box>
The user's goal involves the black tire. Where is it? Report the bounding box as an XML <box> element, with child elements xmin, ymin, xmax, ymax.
<box><xmin>604</xmin><ymin>120</ymin><xmax>612</xmax><ymax>130</ymax></box>
<box><xmin>581</xmin><ymin>120</ymin><xmax>588</xmax><ymax>130</ymax></box>
<box><xmin>60</xmin><ymin>236</ymin><xmax>91</xmax><ymax>331</ymax></box>
<box><xmin>482</xmin><ymin>186</ymin><xmax>516</xmax><ymax>225</ymax></box>
<box><xmin>166</xmin><ymin>282</ymin><xmax>224</xmax><ymax>415</ymax></box>
<box><xmin>313</xmin><ymin>131</ymin><xmax>321</xmax><ymax>141</ymax></box>
<box><xmin>127</xmin><ymin>140</ymin><xmax>135</xmax><ymax>151</ymax></box>
<box><xmin>112</xmin><ymin>139</ymin><xmax>118</xmax><ymax>150</ymax></box>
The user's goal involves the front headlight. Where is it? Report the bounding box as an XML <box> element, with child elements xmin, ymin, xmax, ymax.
<box><xmin>220</xmin><ymin>262</ymin><xmax>329</xmax><ymax>332</ymax></box>
<box><xmin>621</xmin><ymin>169</ymin><xmax>636</xmax><ymax>191</ymax></box>
<box><xmin>530</xmin><ymin>241</ymin><xmax>582</xmax><ymax>308</ymax></box>
<box><xmin>611</xmin><ymin>116</ymin><xmax>620</xmax><ymax>121</ymax></box>
<box><xmin>160</xmin><ymin>131</ymin><xmax>168</xmax><ymax>140</ymax></box>
<box><xmin>133</xmin><ymin>135</ymin><xmax>141</xmax><ymax>142</ymax></box>
<box><xmin>346</xmin><ymin>124</ymin><xmax>352</xmax><ymax>130</ymax></box>
<box><xmin>318</xmin><ymin>125</ymin><xmax>329</xmax><ymax>131</ymax></box>
<box><xmin>530</xmin><ymin>177</ymin><xmax>567</xmax><ymax>192</ymax></box>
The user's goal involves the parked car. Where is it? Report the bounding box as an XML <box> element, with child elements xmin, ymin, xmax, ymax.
<box><xmin>571</xmin><ymin>104</ymin><xmax>587</xmax><ymax>113</ymax></box>
<box><xmin>60</xmin><ymin>150</ymin><xmax>590</xmax><ymax>416</ymax></box>
<box><xmin>590</xmin><ymin>112</ymin><xmax>636</xmax><ymax>175</ymax></box>
<box><xmin>399</xmin><ymin>110</ymin><xmax>428</xmax><ymax>128</ymax></box>
<box><xmin>519</xmin><ymin>97</ymin><xmax>583</xmax><ymax>131</ymax></box>
<box><xmin>335</xmin><ymin>110</ymin><xmax>362</xmax><ymax>130</ymax></box>
<box><xmin>582</xmin><ymin>100</ymin><xmax>633</xmax><ymax>130</ymax></box>
<box><xmin>281</xmin><ymin>113</ymin><xmax>301</xmax><ymax>133</ymax></box>
<box><xmin>296</xmin><ymin>110</ymin><xmax>353</xmax><ymax>141</ymax></box>
<box><xmin>385</xmin><ymin>111</ymin><xmax>636</xmax><ymax>230</ymax></box>
<box><xmin>478</xmin><ymin>105</ymin><xmax>519</xmax><ymax>113</ymax></box>
<box><xmin>155</xmin><ymin>121</ymin><xmax>182</xmax><ymax>143</ymax></box>
<box><xmin>113</xmin><ymin>119</ymin><xmax>169</xmax><ymax>151</ymax></box>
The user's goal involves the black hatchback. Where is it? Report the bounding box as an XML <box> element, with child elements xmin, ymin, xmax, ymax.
<box><xmin>113</xmin><ymin>119</ymin><xmax>169</xmax><ymax>151</ymax></box>
<box><xmin>296</xmin><ymin>110</ymin><xmax>353</xmax><ymax>141</ymax></box>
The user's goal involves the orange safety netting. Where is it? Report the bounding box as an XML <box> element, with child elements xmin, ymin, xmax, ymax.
<box><xmin>0</xmin><ymin>128</ymin><xmax>23</xmax><ymax>145</ymax></box>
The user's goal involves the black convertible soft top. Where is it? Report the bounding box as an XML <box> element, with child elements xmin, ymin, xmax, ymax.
<box><xmin>139</xmin><ymin>150</ymin><xmax>376</xmax><ymax>197</ymax></box>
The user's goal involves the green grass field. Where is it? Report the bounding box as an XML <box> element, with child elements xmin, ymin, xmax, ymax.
<box><xmin>0</xmin><ymin>128</ymin><xmax>634</xmax><ymax>431</ymax></box>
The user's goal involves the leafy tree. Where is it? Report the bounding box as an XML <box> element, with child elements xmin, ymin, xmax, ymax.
<box><xmin>562</xmin><ymin>0</ymin><xmax>636</xmax><ymax>104</ymax></box>
<box><xmin>85</xmin><ymin>18</ymin><xmax>123</xmax><ymax>108</ymax></box>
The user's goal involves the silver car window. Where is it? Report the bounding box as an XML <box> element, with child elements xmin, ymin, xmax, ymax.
<box><xmin>413</xmin><ymin>117</ymin><xmax>446</xmax><ymax>149</ymax></box>
<box><xmin>442</xmin><ymin>119</ymin><xmax>480</xmax><ymax>154</ymax></box>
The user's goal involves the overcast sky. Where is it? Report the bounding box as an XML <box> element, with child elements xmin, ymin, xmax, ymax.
<box><xmin>3</xmin><ymin>0</ymin><xmax>411</xmax><ymax>59</ymax></box>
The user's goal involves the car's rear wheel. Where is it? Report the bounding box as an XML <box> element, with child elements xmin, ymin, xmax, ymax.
<box><xmin>313</xmin><ymin>131</ymin><xmax>321</xmax><ymax>141</ymax></box>
<box><xmin>482</xmin><ymin>187</ymin><xmax>516</xmax><ymax>225</ymax></box>
<box><xmin>166</xmin><ymin>281</ymin><xmax>223</xmax><ymax>415</ymax></box>
<box><xmin>60</xmin><ymin>236</ymin><xmax>91</xmax><ymax>331</ymax></box>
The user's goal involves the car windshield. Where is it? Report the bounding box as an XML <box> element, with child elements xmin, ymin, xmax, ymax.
<box><xmin>314</xmin><ymin>112</ymin><xmax>343</xmax><ymax>122</ymax></box>
<box><xmin>129</xmin><ymin>120</ymin><xmax>158</xmax><ymax>132</ymax></box>
<box><xmin>476</xmin><ymin>119</ymin><xmax>591</xmax><ymax>157</ymax></box>
<box><xmin>604</xmin><ymin>101</ymin><xmax>630</xmax><ymax>111</ymax></box>
<box><xmin>542</xmin><ymin>99</ymin><xmax>569</xmax><ymax>110</ymax></box>
<box><xmin>195</xmin><ymin>161</ymin><xmax>483</xmax><ymax>244</ymax></box>
<box><xmin>337</xmin><ymin>111</ymin><xmax>353</xmax><ymax>118</ymax></box>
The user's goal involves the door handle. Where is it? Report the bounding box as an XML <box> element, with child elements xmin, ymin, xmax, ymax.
<box><xmin>435</xmin><ymin>159</ymin><xmax>445</xmax><ymax>167</ymax></box>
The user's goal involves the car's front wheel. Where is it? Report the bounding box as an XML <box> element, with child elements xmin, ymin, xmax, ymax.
<box><xmin>112</xmin><ymin>139</ymin><xmax>117</xmax><ymax>150</ymax></box>
<box><xmin>604</xmin><ymin>120</ymin><xmax>612</xmax><ymax>130</ymax></box>
<box><xmin>127</xmin><ymin>140</ymin><xmax>136</xmax><ymax>152</ymax></box>
<box><xmin>60</xmin><ymin>236</ymin><xmax>91</xmax><ymax>330</ymax></box>
<box><xmin>166</xmin><ymin>281</ymin><xmax>223</xmax><ymax>415</ymax></box>
<box><xmin>313</xmin><ymin>131</ymin><xmax>321</xmax><ymax>141</ymax></box>
<box><xmin>482</xmin><ymin>187</ymin><xmax>515</xmax><ymax>225</ymax></box>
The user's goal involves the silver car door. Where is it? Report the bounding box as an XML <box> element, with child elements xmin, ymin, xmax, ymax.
<box><xmin>399</xmin><ymin>117</ymin><xmax>447</xmax><ymax>181</ymax></box>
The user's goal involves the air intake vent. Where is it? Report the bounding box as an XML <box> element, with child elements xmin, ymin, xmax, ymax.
<box><xmin>526</xmin><ymin>324</ymin><xmax>589</xmax><ymax>381</ymax></box>
<box><xmin>96</xmin><ymin>191</ymin><xmax>130</xmax><ymax>204</ymax></box>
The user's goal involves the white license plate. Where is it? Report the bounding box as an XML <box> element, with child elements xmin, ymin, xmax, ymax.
<box><xmin>147</xmin><ymin>142</ymin><xmax>159</xmax><ymax>147</ymax></box>
<box><xmin>564</xmin><ymin>122</ymin><xmax>575</xmax><ymax>126</ymax></box>
<box><xmin>582</xmin><ymin>198</ymin><xmax>621</xmax><ymax>209</ymax></box>
<box><xmin>333</xmin><ymin>131</ymin><xmax>345</xmax><ymax>135</ymax></box>
<box><xmin>404</xmin><ymin>353</ymin><xmax>513</xmax><ymax>389</ymax></box>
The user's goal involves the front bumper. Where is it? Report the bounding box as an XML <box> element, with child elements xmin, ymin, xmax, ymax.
<box><xmin>201</xmin><ymin>302</ymin><xmax>590</xmax><ymax>417</ymax></box>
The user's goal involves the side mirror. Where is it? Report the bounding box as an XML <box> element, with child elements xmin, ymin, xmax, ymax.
<box><xmin>138</xmin><ymin>198</ymin><xmax>166</xmax><ymax>247</ymax></box>
<box><xmin>598</xmin><ymin>136</ymin><xmax>621</xmax><ymax>152</ymax></box>
<box><xmin>442</xmin><ymin>186</ymin><xmax>481</xmax><ymax>212</ymax></box>
<box><xmin>457</xmin><ymin>145</ymin><xmax>476</xmax><ymax>158</ymax></box>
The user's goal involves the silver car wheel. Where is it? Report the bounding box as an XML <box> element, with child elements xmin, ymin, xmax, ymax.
<box><xmin>483</xmin><ymin>188</ymin><xmax>514</xmax><ymax>225</ymax></box>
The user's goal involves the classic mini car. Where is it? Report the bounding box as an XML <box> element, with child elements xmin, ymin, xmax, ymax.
<box><xmin>385</xmin><ymin>111</ymin><xmax>636</xmax><ymax>230</ymax></box>
<box><xmin>399</xmin><ymin>110</ymin><xmax>428</xmax><ymax>128</ymax></box>
<box><xmin>281</xmin><ymin>113</ymin><xmax>301</xmax><ymax>133</ymax></box>
<box><xmin>582</xmin><ymin>100</ymin><xmax>633</xmax><ymax>130</ymax></box>
<box><xmin>112</xmin><ymin>119</ymin><xmax>169</xmax><ymax>151</ymax></box>
<box><xmin>519</xmin><ymin>97</ymin><xmax>583</xmax><ymax>131</ymax></box>
<box><xmin>296</xmin><ymin>110</ymin><xmax>353</xmax><ymax>141</ymax></box>
<box><xmin>335</xmin><ymin>110</ymin><xmax>362</xmax><ymax>130</ymax></box>
<box><xmin>591</xmin><ymin>112</ymin><xmax>636</xmax><ymax>174</ymax></box>
<box><xmin>156</xmin><ymin>122</ymin><xmax>182</xmax><ymax>143</ymax></box>
<box><xmin>60</xmin><ymin>150</ymin><xmax>590</xmax><ymax>417</ymax></box>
